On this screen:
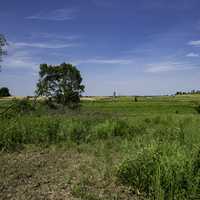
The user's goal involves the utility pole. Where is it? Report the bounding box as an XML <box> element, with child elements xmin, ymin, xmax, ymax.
<box><xmin>113</xmin><ymin>91</ymin><xmax>116</xmax><ymax>98</ymax></box>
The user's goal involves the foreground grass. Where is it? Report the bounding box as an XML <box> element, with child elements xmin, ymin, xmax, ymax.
<box><xmin>0</xmin><ymin>144</ymin><xmax>139</xmax><ymax>200</ymax></box>
<box><xmin>0</xmin><ymin>96</ymin><xmax>200</xmax><ymax>199</ymax></box>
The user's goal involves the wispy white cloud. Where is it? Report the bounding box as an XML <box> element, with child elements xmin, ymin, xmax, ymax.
<box><xmin>123</xmin><ymin>49</ymin><xmax>153</xmax><ymax>54</ymax></box>
<box><xmin>26</xmin><ymin>8</ymin><xmax>77</xmax><ymax>21</ymax></box>
<box><xmin>35</xmin><ymin>33</ymin><xmax>80</xmax><ymax>40</ymax></box>
<box><xmin>2</xmin><ymin>50</ymin><xmax>37</xmax><ymax>69</ymax></box>
<box><xmin>188</xmin><ymin>40</ymin><xmax>200</xmax><ymax>47</ymax></box>
<box><xmin>145</xmin><ymin>62</ymin><xmax>197</xmax><ymax>73</ymax></box>
<box><xmin>186</xmin><ymin>52</ymin><xmax>199</xmax><ymax>57</ymax></box>
<box><xmin>74</xmin><ymin>58</ymin><xmax>134</xmax><ymax>65</ymax></box>
<box><xmin>10</xmin><ymin>41</ymin><xmax>78</xmax><ymax>49</ymax></box>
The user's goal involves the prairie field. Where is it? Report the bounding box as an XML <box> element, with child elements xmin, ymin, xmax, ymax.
<box><xmin>0</xmin><ymin>95</ymin><xmax>200</xmax><ymax>200</ymax></box>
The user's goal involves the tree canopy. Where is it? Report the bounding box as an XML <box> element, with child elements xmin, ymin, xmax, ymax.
<box><xmin>36</xmin><ymin>63</ymin><xmax>85</xmax><ymax>108</ymax></box>
<box><xmin>0</xmin><ymin>87</ymin><xmax>11</xmax><ymax>97</ymax></box>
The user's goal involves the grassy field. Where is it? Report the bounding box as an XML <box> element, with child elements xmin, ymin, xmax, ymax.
<box><xmin>0</xmin><ymin>95</ymin><xmax>200</xmax><ymax>200</ymax></box>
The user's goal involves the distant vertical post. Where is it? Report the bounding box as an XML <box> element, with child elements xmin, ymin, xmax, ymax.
<box><xmin>113</xmin><ymin>91</ymin><xmax>116</xmax><ymax>98</ymax></box>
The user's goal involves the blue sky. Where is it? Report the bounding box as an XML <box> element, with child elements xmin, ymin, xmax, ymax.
<box><xmin>1</xmin><ymin>0</ymin><xmax>200</xmax><ymax>96</ymax></box>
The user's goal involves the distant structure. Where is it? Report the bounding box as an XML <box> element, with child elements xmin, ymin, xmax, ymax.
<box><xmin>113</xmin><ymin>91</ymin><xmax>117</xmax><ymax>98</ymax></box>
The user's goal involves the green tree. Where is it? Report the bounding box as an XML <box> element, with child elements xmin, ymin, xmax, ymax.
<box><xmin>36</xmin><ymin>63</ymin><xmax>85</xmax><ymax>108</ymax></box>
<box><xmin>0</xmin><ymin>87</ymin><xmax>11</xmax><ymax>97</ymax></box>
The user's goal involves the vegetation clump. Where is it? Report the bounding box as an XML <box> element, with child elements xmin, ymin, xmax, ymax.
<box><xmin>1</xmin><ymin>95</ymin><xmax>200</xmax><ymax>199</ymax></box>
<box><xmin>134</xmin><ymin>96</ymin><xmax>138</xmax><ymax>102</ymax></box>
<box><xmin>36</xmin><ymin>63</ymin><xmax>85</xmax><ymax>109</ymax></box>
<box><xmin>195</xmin><ymin>105</ymin><xmax>200</xmax><ymax>114</ymax></box>
<box><xmin>12</xmin><ymin>98</ymin><xmax>35</xmax><ymax>113</ymax></box>
<box><xmin>0</xmin><ymin>87</ymin><xmax>11</xmax><ymax>97</ymax></box>
<box><xmin>117</xmin><ymin>145</ymin><xmax>200</xmax><ymax>199</ymax></box>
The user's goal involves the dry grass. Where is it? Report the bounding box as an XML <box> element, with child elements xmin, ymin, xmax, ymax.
<box><xmin>0</xmin><ymin>146</ymin><xmax>140</xmax><ymax>200</ymax></box>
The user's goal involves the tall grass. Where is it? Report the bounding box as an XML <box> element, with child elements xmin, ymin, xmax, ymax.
<box><xmin>1</xmin><ymin>96</ymin><xmax>200</xmax><ymax>199</ymax></box>
<box><xmin>117</xmin><ymin>144</ymin><xmax>200</xmax><ymax>199</ymax></box>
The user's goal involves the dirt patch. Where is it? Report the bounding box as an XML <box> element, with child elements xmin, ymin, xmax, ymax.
<box><xmin>0</xmin><ymin>146</ymin><xmax>139</xmax><ymax>200</ymax></box>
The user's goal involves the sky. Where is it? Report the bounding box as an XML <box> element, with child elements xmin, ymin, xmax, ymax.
<box><xmin>1</xmin><ymin>0</ymin><xmax>200</xmax><ymax>96</ymax></box>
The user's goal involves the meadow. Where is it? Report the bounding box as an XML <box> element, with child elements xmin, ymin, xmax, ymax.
<box><xmin>0</xmin><ymin>95</ymin><xmax>200</xmax><ymax>200</ymax></box>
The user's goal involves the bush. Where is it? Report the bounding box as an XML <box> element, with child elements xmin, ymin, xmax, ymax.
<box><xmin>0</xmin><ymin>98</ymin><xmax>35</xmax><ymax>119</ymax></box>
<box><xmin>134</xmin><ymin>96</ymin><xmax>138</xmax><ymax>102</ymax></box>
<box><xmin>12</xmin><ymin>98</ymin><xmax>35</xmax><ymax>114</ymax></box>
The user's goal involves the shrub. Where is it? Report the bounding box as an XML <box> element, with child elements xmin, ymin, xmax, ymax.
<box><xmin>12</xmin><ymin>98</ymin><xmax>35</xmax><ymax>114</ymax></box>
<box><xmin>134</xmin><ymin>96</ymin><xmax>138</xmax><ymax>102</ymax></box>
<box><xmin>0</xmin><ymin>98</ymin><xmax>35</xmax><ymax>119</ymax></box>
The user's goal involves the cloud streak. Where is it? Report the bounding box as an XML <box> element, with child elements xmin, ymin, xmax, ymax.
<box><xmin>186</xmin><ymin>52</ymin><xmax>199</xmax><ymax>57</ymax></box>
<box><xmin>34</xmin><ymin>33</ymin><xmax>80</xmax><ymax>40</ymax></box>
<box><xmin>145</xmin><ymin>62</ymin><xmax>197</xmax><ymax>73</ymax></box>
<box><xmin>188</xmin><ymin>40</ymin><xmax>200</xmax><ymax>47</ymax></box>
<box><xmin>10</xmin><ymin>41</ymin><xmax>78</xmax><ymax>49</ymax></box>
<box><xmin>74</xmin><ymin>58</ymin><xmax>134</xmax><ymax>65</ymax></box>
<box><xmin>2</xmin><ymin>50</ymin><xmax>37</xmax><ymax>69</ymax></box>
<box><xmin>26</xmin><ymin>8</ymin><xmax>77</xmax><ymax>21</ymax></box>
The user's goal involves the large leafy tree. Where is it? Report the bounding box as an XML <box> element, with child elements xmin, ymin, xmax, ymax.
<box><xmin>36</xmin><ymin>63</ymin><xmax>85</xmax><ymax>108</ymax></box>
<box><xmin>0</xmin><ymin>87</ymin><xmax>11</xmax><ymax>97</ymax></box>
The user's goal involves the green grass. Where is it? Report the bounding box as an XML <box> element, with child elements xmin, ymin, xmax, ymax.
<box><xmin>82</xmin><ymin>95</ymin><xmax>199</xmax><ymax>115</ymax></box>
<box><xmin>0</xmin><ymin>95</ymin><xmax>200</xmax><ymax>199</ymax></box>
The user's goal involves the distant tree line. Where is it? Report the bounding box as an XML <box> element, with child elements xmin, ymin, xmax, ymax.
<box><xmin>176</xmin><ymin>90</ymin><xmax>200</xmax><ymax>95</ymax></box>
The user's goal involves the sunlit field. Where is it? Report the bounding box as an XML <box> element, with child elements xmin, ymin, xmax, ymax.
<box><xmin>0</xmin><ymin>95</ymin><xmax>200</xmax><ymax>200</ymax></box>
